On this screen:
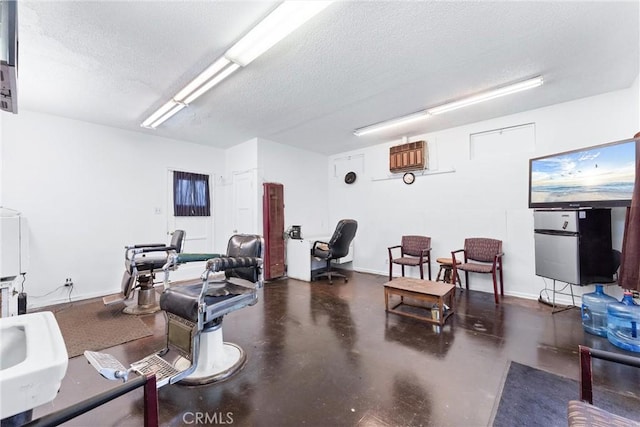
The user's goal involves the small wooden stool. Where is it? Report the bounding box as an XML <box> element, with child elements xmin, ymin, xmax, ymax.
<box><xmin>436</xmin><ymin>257</ymin><xmax>462</xmax><ymax>287</ymax></box>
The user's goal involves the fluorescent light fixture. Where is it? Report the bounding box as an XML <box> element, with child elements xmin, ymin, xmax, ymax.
<box><xmin>353</xmin><ymin>111</ymin><xmax>430</xmax><ymax>136</ymax></box>
<box><xmin>141</xmin><ymin>1</ymin><xmax>333</xmax><ymax>129</ymax></box>
<box><xmin>183</xmin><ymin>63</ymin><xmax>240</xmax><ymax>104</ymax></box>
<box><xmin>148</xmin><ymin>103</ymin><xmax>187</xmax><ymax>128</ymax></box>
<box><xmin>174</xmin><ymin>57</ymin><xmax>232</xmax><ymax>102</ymax></box>
<box><xmin>427</xmin><ymin>76</ymin><xmax>544</xmax><ymax>115</ymax></box>
<box><xmin>141</xmin><ymin>100</ymin><xmax>181</xmax><ymax>128</ymax></box>
<box><xmin>225</xmin><ymin>1</ymin><xmax>333</xmax><ymax>67</ymax></box>
<box><xmin>353</xmin><ymin>76</ymin><xmax>544</xmax><ymax>136</ymax></box>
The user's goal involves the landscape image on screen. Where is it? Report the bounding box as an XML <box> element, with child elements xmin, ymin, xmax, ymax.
<box><xmin>530</xmin><ymin>140</ymin><xmax>635</xmax><ymax>206</ymax></box>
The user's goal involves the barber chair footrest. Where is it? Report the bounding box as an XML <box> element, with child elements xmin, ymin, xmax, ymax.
<box><xmin>103</xmin><ymin>293</ymin><xmax>126</xmax><ymax>305</ymax></box>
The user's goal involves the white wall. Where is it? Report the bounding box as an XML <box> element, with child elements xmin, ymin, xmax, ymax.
<box><xmin>2</xmin><ymin>80</ymin><xmax>637</xmax><ymax>308</ymax></box>
<box><xmin>257</xmin><ymin>138</ymin><xmax>329</xmax><ymax>237</ymax></box>
<box><xmin>328</xmin><ymin>84</ymin><xmax>639</xmax><ymax>303</ymax></box>
<box><xmin>218</xmin><ymin>137</ymin><xmax>330</xmax><ymax>252</ymax></box>
<box><xmin>1</xmin><ymin>110</ymin><xmax>225</xmax><ymax>308</ymax></box>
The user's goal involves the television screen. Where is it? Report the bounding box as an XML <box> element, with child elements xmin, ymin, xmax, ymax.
<box><xmin>529</xmin><ymin>137</ymin><xmax>637</xmax><ymax>209</ymax></box>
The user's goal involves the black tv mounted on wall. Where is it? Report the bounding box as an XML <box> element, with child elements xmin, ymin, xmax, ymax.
<box><xmin>528</xmin><ymin>136</ymin><xmax>638</xmax><ymax>209</ymax></box>
<box><xmin>0</xmin><ymin>0</ymin><xmax>18</xmax><ymax>114</ymax></box>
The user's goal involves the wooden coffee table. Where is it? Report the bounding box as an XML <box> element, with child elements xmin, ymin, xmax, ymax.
<box><xmin>384</xmin><ymin>277</ymin><xmax>455</xmax><ymax>325</ymax></box>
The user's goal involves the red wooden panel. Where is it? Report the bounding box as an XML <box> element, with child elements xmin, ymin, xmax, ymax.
<box><xmin>262</xmin><ymin>183</ymin><xmax>285</xmax><ymax>280</ymax></box>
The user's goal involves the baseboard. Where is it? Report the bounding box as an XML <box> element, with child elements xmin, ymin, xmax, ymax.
<box><xmin>27</xmin><ymin>288</ymin><xmax>120</xmax><ymax>310</ymax></box>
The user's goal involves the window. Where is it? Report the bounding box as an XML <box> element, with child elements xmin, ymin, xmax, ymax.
<box><xmin>173</xmin><ymin>171</ymin><xmax>211</xmax><ymax>216</ymax></box>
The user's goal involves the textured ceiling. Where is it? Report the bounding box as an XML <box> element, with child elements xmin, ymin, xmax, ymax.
<box><xmin>17</xmin><ymin>1</ymin><xmax>640</xmax><ymax>155</ymax></box>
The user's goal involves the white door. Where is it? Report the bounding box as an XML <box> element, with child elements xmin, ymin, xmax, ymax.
<box><xmin>167</xmin><ymin>169</ymin><xmax>215</xmax><ymax>281</ymax></box>
<box><xmin>232</xmin><ymin>170</ymin><xmax>258</xmax><ymax>234</ymax></box>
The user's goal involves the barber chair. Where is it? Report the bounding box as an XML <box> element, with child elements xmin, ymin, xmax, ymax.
<box><xmin>86</xmin><ymin>235</ymin><xmax>263</xmax><ymax>388</ymax></box>
<box><xmin>105</xmin><ymin>230</ymin><xmax>186</xmax><ymax>315</ymax></box>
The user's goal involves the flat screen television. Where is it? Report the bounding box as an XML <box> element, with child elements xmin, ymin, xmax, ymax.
<box><xmin>529</xmin><ymin>137</ymin><xmax>638</xmax><ymax>209</ymax></box>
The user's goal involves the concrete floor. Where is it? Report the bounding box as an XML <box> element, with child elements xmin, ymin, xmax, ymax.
<box><xmin>32</xmin><ymin>272</ymin><xmax>638</xmax><ymax>426</ymax></box>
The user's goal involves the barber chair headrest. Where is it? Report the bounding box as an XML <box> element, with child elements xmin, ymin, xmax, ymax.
<box><xmin>225</xmin><ymin>235</ymin><xmax>263</xmax><ymax>283</ymax></box>
<box><xmin>170</xmin><ymin>230</ymin><xmax>185</xmax><ymax>253</ymax></box>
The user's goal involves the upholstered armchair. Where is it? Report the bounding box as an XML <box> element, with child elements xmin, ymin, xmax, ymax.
<box><xmin>388</xmin><ymin>235</ymin><xmax>432</xmax><ymax>281</ymax></box>
<box><xmin>451</xmin><ymin>238</ymin><xmax>503</xmax><ymax>304</ymax></box>
<box><xmin>568</xmin><ymin>345</ymin><xmax>640</xmax><ymax>426</ymax></box>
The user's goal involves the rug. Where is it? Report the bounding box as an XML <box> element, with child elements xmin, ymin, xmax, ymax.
<box><xmin>53</xmin><ymin>300</ymin><xmax>153</xmax><ymax>358</ymax></box>
<box><xmin>492</xmin><ymin>361</ymin><xmax>640</xmax><ymax>426</ymax></box>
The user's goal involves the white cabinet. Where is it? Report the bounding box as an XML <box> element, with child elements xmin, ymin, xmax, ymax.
<box><xmin>286</xmin><ymin>236</ymin><xmax>354</xmax><ymax>281</ymax></box>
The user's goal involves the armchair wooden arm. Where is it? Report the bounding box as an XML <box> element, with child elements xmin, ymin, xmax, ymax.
<box><xmin>387</xmin><ymin>244</ymin><xmax>402</xmax><ymax>260</ymax></box>
<box><xmin>450</xmin><ymin>249</ymin><xmax>466</xmax><ymax>264</ymax></box>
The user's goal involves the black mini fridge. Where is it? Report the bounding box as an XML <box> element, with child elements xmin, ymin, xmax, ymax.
<box><xmin>534</xmin><ymin>209</ymin><xmax>613</xmax><ymax>285</ymax></box>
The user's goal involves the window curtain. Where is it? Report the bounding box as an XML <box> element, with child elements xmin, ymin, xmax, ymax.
<box><xmin>618</xmin><ymin>133</ymin><xmax>640</xmax><ymax>291</ymax></box>
<box><xmin>173</xmin><ymin>171</ymin><xmax>211</xmax><ymax>216</ymax></box>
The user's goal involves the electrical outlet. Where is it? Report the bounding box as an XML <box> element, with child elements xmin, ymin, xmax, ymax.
<box><xmin>64</xmin><ymin>278</ymin><xmax>73</xmax><ymax>287</ymax></box>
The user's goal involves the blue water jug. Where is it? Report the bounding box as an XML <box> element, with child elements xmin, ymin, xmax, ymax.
<box><xmin>607</xmin><ymin>292</ymin><xmax>640</xmax><ymax>352</ymax></box>
<box><xmin>581</xmin><ymin>284</ymin><xmax>617</xmax><ymax>337</ymax></box>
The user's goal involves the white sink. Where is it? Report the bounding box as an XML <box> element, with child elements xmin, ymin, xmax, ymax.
<box><xmin>0</xmin><ymin>312</ymin><xmax>68</xmax><ymax>419</ymax></box>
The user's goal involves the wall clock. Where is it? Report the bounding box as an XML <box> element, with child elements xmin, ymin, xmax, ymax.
<box><xmin>402</xmin><ymin>172</ymin><xmax>415</xmax><ymax>185</ymax></box>
<box><xmin>344</xmin><ymin>171</ymin><xmax>357</xmax><ymax>184</ymax></box>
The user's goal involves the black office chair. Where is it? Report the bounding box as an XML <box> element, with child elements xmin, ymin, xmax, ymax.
<box><xmin>311</xmin><ymin>219</ymin><xmax>358</xmax><ymax>284</ymax></box>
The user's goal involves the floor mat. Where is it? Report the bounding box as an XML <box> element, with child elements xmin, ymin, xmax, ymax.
<box><xmin>492</xmin><ymin>361</ymin><xmax>640</xmax><ymax>426</ymax></box>
<box><xmin>52</xmin><ymin>300</ymin><xmax>153</xmax><ymax>358</ymax></box>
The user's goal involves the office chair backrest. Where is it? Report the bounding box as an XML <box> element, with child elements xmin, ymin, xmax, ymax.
<box><xmin>170</xmin><ymin>230</ymin><xmax>186</xmax><ymax>253</ymax></box>
<box><xmin>329</xmin><ymin>219</ymin><xmax>358</xmax><ymax>259</ymax></box>
<box><xmin>465</xmin><ymin>238</ymin><xmax>501</xmax><ymax>263</ymax></box>
<box><xmin>401</xmin><ymin>235</ymin><xmax>431</xmax><ymax>257</ymax></box>
<box><xmin>226</xmin><ymin>234</ymin><xmax>264</xmax><ymax>283</ymax></box>
<box><xmin>611</xmin><ymin>249</ymin><xmax>622</xmax><ymax>279</ymax></box>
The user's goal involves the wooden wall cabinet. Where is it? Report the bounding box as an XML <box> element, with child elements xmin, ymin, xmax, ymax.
<box><xmin>389</xmin><ymin>141</ymin><xmax>427</xmax><ymax>172</ymax></box>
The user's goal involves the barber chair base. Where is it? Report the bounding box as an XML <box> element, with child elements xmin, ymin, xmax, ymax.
<box><xmin>176</xmin><ymin>327</ymin><xmax>247</xmax><ymax>386</ymax></box>
<box><xmin>123</xmin><ymin>287</ymin><xmax>160</xmax><ymax>315</ymax></box>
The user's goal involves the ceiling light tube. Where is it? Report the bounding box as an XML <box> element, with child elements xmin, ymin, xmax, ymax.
<box><xmin>174</xmin><ymin>57</ymin><xmax>232</xmax><ymax>102</ymax></box>
<box><xmin>225</xmin><ymin>1</ymin><xmax>333</xmax><ymax>66</ymax></box>
<box><xmin>183</xmin><ymin>63</ymin><xmax>240</xmax><ymax>104</ymax></box>
<box><xmin>141</xmin><ymin>100</ymin><xmax>180</xmax><ymax>128</ymax></box>
<box><xmin>142</xmin><ymin>59</ymin><xmax>236</xmax><ymax>128</ymax></box>
<box><xmin>353</xmin><ymin>111</ymin><xmax>430</xmax><ymax>136</ymax></box>
<box><xmin>141</xmin><ymin>0</ymin><xmax>332</xmax><ymax>129</ymax></box>
<box><xmin>427</xmin><ymin>76</ymin><xmax>544</xmax><ymax>115</ymax></box>
<box><xmin>148</xmin><ymin>103</ymin><xmax>186</xmax><ymax>129</ymax></box>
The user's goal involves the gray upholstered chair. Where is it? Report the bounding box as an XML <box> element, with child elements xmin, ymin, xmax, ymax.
<box><xmin>451</xmin><ymin>238</ymin><xmax>503</xmax><ymax>304</ymax></box>
<box><xmin>388</xmin><ymin>235</ymin><xmax>432</xmax><ymax>281</ymax></box>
